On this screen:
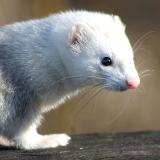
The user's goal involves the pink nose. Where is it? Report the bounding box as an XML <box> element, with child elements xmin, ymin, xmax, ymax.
<box><xmin>126</xmin><ymin>80</ymin><xmax>140</xmax><ymax>89</ymax></box>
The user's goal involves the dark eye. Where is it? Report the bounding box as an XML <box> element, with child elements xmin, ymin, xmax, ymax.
<box><xmin>101</xmin><ymin>57</ymin><xmax>112</xmax><ymax>66</ymax></box>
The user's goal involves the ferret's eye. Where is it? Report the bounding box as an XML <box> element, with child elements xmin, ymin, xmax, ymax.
<box><xmin>101</xmin><ymin>57</ymin><xmax>112</xmax><ymax>66</ymax></box>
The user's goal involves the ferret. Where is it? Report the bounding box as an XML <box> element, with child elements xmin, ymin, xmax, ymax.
<box><xmin>0</xmin><ymin>10</ymin><xmax>140</xmax><ymax>149</ymax></box>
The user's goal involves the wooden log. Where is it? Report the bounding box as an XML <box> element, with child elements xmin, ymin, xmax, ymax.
<box><xmin>0</xmin><ymin>131</ymin><xmax>160</xmax><ymax>160</ymax></box>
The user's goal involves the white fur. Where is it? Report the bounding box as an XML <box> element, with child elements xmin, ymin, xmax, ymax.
<box><xmin>0</xmin><ymin>10</ymin><xmax>140</xmax><ymax>149</ymax></box>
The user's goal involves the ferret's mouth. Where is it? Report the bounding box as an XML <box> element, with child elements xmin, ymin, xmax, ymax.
<box><xmin>104</xmin><ymin>84</ymin><xmax>128</xmax><ymax>92</ymax></box>
<box><xmin>111</xmin><ymin>86</ymin><xmax>127</xmax><ymax>92</ymax></box>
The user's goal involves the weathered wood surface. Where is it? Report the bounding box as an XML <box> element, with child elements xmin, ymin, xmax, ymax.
<box><xmin>0</xmin><ymin>131</ymin><xmax>160</xmax><ymax>160</ymax></box>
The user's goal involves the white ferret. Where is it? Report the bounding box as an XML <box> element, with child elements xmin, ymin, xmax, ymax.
<box><xmin>0</xmin><ymin>10</ymin><xmax>140</xmax><ymax>149</ymax></box>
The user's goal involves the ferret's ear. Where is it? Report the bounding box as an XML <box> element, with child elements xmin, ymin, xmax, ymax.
<box><xmin>69</xmin><ymin>23</ymin><xmax>92</xmax><ymax>47</ymax></box>
<box><xmin>113</xmin><ymin>15</ymin><xmax>126</xmax><ymax>30</ymax></box>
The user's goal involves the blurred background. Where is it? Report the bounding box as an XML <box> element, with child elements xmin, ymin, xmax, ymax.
<box><xmin>0</xmin><ymin>0</ymin><xmax>160</xmax><ymax>134</ymax></box>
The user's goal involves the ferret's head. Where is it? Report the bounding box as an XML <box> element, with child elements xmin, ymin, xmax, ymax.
<box><xmin>67</xmin><ymin>12</ymin><xmax>140</xmax><ymax>91</ymax></box>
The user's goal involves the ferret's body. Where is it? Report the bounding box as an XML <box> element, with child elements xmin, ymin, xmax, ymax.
<box><xmin>0</xmin><ymin>11</ymin><xmax>140</xmax><ymax>149</ymax></box>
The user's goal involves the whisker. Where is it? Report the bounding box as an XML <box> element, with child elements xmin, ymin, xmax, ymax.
<box><xmin>76</xmin><ymin>88</ymin><xmax>103</xmax><ymax>115</ymax></box>
<box><xmin>51</xmin><ymin>75</ymin><xmax>106</xmax><ymax>87</ymax></box>
<box><xmin>139</xmin><ymin>69</ymin><xmax>152</xmax><ymax>74</ymax></box>
<box><xmin>139</xmin><ymin>69</ymin><xmax>154</xmax><ymax>79</ymax></box>
<box><xmin>91</xmin><ymin>90</ymin><xmax>105</xmax><ymax>114</ymax></box>
<box><xmin>73</xmin><ymin>85</ymin><xmax>107</xmax><ymax>119</ymax></box>
<box><xmin>134</xmin><ymin>47</ymin><xmax>153</xmax><ymax>57</ymax></box>
<box><xmin>75</xmin><ymin>84</ymin><xmax>101</xmax><ymax>106</ymax></box>
<box><xmin>137</xmin><ymin>81</ymin><xmax>146</xmax><ymax>93</ymax></box>
<box><xmin>136</xmin><ymin>87</ymin><xmax>144</xmax><ymax>94</ymax></box>
<box><xmin>140</xmin><ymin>73</ymin><xmax>152</xmax><ymax>79</ymax></box>
<box><xmin>70</xmin><ymin>83</ymin><xmax>102</xmax><ymax>115</ymax></box>
<box><xmin>139</xmin><ymin>70</ymin><xmax>152</xmax><ymax>76</ymax></box>
<box><xmin>103</xmin><ymin>93</ymin><xmax>131</xmax><ymax>128</ymax></box>
<box><xmin>133</xmin><ymin>31</ymin><xmax>156</xmax><ymax>51</ymax></box>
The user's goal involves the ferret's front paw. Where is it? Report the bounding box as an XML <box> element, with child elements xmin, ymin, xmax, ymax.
<box><xmin>42</xmin><ymin>134</ymin><xmax>71</xmax><ymax>148</ymax></box>
<box><xmin>16</xmin><ymin>133</ymin><xmax>71</xmax><ymax>149</ymax></box>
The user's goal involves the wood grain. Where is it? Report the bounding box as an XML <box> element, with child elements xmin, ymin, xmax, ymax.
<box><xmin>0</xmin><ymin>131</ymin><xmax>160</xmax><ymax>160</ymax></box>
